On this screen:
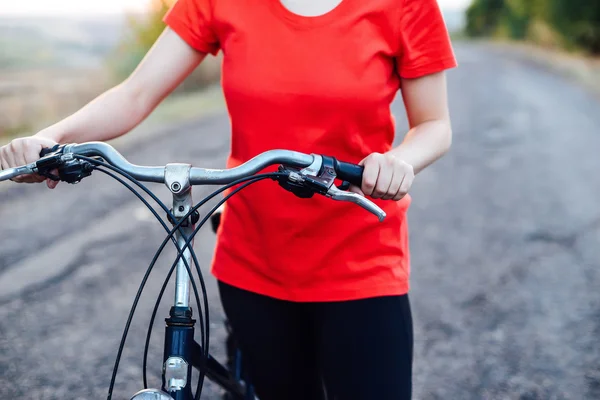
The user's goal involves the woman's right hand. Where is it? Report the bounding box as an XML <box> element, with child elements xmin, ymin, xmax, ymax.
<box><xmin>0</xmin><ymin>136</ymin><xmax>60</xmax><ymax>188</ymax></box>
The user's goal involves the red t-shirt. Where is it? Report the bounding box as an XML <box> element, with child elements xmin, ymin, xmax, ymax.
<box><xmin>164</xmin><ymin>0</ymin><xmax>457</xmax><ymax>302</ymax></box>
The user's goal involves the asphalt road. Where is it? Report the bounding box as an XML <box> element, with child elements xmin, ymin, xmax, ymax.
<box><xmin>1</xmin><ymin>42</ymin><xmax>600</xmax><ymax>400</ymax></box>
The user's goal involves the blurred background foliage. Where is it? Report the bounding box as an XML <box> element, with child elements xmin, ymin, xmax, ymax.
<box><xmin>0</xmin><ymin>0</ymin><xmax>220</xmax><ymax>139</ymax></box>
<box><xmin>108</xmin><ymin>0</ymin><xmax>173</xmax><ymax>80</ymax></box>
<box><xmin>108</xmin><ymin>0</ymin><xmax>221</xmax><ymax>93</ymax></box>
<box><xmin>466</xmin><ymin>0</ymin><xmax>600</xmax><ymax>53</ymax></box>
<box><xmin>1</xmin><ymin>0</ymin><xmax>599</xmax><ymax>139</ymax></box>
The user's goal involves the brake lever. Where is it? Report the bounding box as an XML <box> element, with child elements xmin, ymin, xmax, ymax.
<box><xmin>326</xmin><ymin>185</ymin><xmax>386</xmax><ymax>222</ymax></box>
<box><xmin>34</xmin><ymin>151</ymin><xmax>95</xmax><ymax>184</ymax></box>
<box><xmin>278</xmin><ymin>155</ymin><xmax>386</xmax><ymax>222</ymax></box>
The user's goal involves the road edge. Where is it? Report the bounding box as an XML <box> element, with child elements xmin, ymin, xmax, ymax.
<box><xmin>464</xmin><ymin>39</ymin><xmax>600</xmax><ymax>98</ymax></box>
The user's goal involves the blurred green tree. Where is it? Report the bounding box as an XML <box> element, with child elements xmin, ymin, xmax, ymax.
<box><xmin>108</xmin><ymin>0</ymin><xmax>221</xmax><ymax>91</ymax></box>
<box><xmin>465</xmin><ymin>0</ymin><xmax>600</xmax><ymax>54</ymax></box>
<box><xmin>108</xmin><ymin>0</ymin><xmax>173</xmax><ymax>79</ymax></box>
<box><xmin>466</xmin><ymin>0</ymin><xmax>505</xmax><ymax>37</ymax></box>
<box><xmin>548</xmin><ymin>0</ymin><xmax>600</xmax><ymax>53</ymax></box>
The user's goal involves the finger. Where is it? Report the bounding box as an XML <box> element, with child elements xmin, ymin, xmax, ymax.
<box><xmin>11</xmin><ymin>170</ymin><xmax>45</xmax><ymax>183</ymax></box>
<box><xmin>38</xmin><ymin>139</ymin><xmax>58</xmax><ymax>158</ymax></box>
<box><xmin>13</xmin><ymin>172</ymin><xmax>35</xmax><ymax>183</ymax></box>
<box><xmin>18</xmin><ymin>176</ymin><xmax>37</xmax><ymax>184</ymax></box>
<box><xmin>47</xmin><ymin>178</ymin><xmax>59</xmax><ymax>189</ymax></box>
<box><xmin>3</xmin><ymin>149</ymin><xmax>20</xmax><ymax>184</ymax></box>
<box><xmin>38</xmin><ymin>137</ymin><xmax>58</xmax><ymax>147</ymax></box>
<box><xmin>4</xmin><ymin>144</ymin><xmax>18</xmax><ymax>168</ymax></box>
<box><xmin>391</xmin><ymin>174</ymin><xmax>406</xmax><ymax>200</ymax></box>
<box><xmin>361</xmin><ymin>157</ymin><xmax>380</xmax><ymax>197</ymax></box>
<box><xmin>393</xmin><ymin>174</ymin><xmax>414</xmax><ymax>201</ymax></box>
<box><xmin>383</xmin><ymin>159</ymin><xmax>407</xmax><ymax>200</ymax></box>
<box><xmin>11</xmin><ymin>140</ymin><xmax>28</xmax><ymax>167</ymax></box>
<box><xmin>46</xmin><ymin>169</ymin><xmax>60</xmax><ymax>189</ymax></box>
<box><xmin>2</xmin><ymin>146</ymin><xmax>24</xmax><ymax>182</ymax></box>
<box><xmin>29</xmin><ymin>174</ymin><xmax>47</xmax><ymax>183</ymax></box>
<box><xmin>372</xmin><ymin>158</ymin><xmax>393</xmax><ymax>199</ymax></box>
<box><xmin>24</xmin><ymin>140</ymin><xmax>42</xmax><ymax>164</ymax></box>
<box><xmin>22</xmin><ymin>174</ymin><xmax>47</xmax><ymax>184</ymax></box>
<box><xmin>381</xmin><ymin>177</ymin><xmax>399</xmax><ymax>199</ymax></box>
<box><xmin>382</xmin><ymin>162</ymin><xmax>402</xmax><ymax>200</ymax></box>
<box><xmin>348</xmin><ymin>184</ymin><xmax>364</xmax><ymax>196</ymax></box>
<box><xmin>381</xmin><ymin>180</ymin><xmax>396</xmax><ymax>200</ymax></box>
<box><xmin>1</xmin><ymin>146</ymin><xmax>16</xmax><ymax>169</ymax></box>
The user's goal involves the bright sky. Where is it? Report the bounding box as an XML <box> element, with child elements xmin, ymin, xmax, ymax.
<box><xmin>1</xmin><ymin>0</ymin><xmax>149</xmax><ymax>15</ymax></box>
<box><xmin>1</xmin><ymin>0</ymin><xmax>471</xmax><ymax>15</ymax></box>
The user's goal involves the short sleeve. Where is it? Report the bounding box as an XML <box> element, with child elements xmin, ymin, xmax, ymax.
<box><xmin>396</xmin><ymin>0</ymin><xmax>457</xmax><ymax>79</ymax></box>
<box><xmin>163</xmin><ymin>0</ymin><xmax>220</xmax><ymax>55</ymax></box>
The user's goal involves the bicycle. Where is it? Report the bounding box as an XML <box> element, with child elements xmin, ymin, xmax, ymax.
<box><xmin>0</xmin><ymin>141</ymin><xmax>386</xmax><ymax>400</ymax></box>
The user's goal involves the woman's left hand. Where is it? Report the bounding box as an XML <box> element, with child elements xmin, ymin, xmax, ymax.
<box><xmin>350</xmin><ymin>152</ymin><xmax>414</xmax><ymax>201</ymax></box>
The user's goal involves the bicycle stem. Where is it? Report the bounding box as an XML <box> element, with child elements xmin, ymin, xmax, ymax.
<box><xmin>133</xmin><ymin>163</ymin><xmax>249</xmax><ymax>400</ymax></box>
<box><xmin>165</xmin><ymin>163</ymin><xmax>195</xmax><ymax>308</ymax></box>
<box><xmin>163</xmin><ymin>163</ymin><xmax>196</xmax><ymax>397</ymax></box>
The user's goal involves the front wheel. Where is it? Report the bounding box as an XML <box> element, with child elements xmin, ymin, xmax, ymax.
<box><xmin>130</xmin><ymin>389</ymin><xmax>173</xmax><ymax>399</ymax></box>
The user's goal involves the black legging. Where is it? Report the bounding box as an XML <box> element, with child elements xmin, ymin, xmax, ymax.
<box><xmin>218</xmin><ymin>281</ymin><xmax>413</xmax><ymax>400</ymax></box>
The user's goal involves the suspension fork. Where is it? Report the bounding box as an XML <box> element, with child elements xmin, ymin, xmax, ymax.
<box><xmin>162</xmin><ymin>164</ymin><xmax>200</xmax><ymax>399</ymax></box>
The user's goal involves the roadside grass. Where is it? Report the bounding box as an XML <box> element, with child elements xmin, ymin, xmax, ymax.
<box><xmin>488</xmin><ymin>39</ymin><xmax>600</xmax><ymax>96</ymax></box>
<box><xmin>0</xmin><ymin>83</ymin><xmax>226</xmax><ymax>146</ymax></box>
<box><xmin>453</xmin><ymin>35</ymin><xmax>600</xmax><ymax>97</ymax></box>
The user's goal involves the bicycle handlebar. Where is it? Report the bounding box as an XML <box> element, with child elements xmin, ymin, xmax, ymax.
<box><xmin>64</xmin><ymin>142</ymin><xmax>315</xmax><ymax>185</ymax></box>
<box><xmin>0</xmin><ymin>165</ymin><xmax>36</xmax><ymax>181</ymax></box>
<box><xmin>0</xmin><ymin>142</ymin><xmax>386</xmax><ymax>221</ymax></box>
<box><xmin>332</xmin><ymin>158</ymin><xmax>363</xmax><ymax>188</ymax></box>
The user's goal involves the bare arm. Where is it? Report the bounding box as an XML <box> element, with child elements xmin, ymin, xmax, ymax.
<box><xmin>356</xmin><ymin>71</ymin><xmax>452</xmax><ymax>199</ymax></box>
<box><xmin>0</xmin><ymin>27</ymin><xmax>207</xmax><ymax>185</ymax></box>
<box><xmin>37</xmin><ymin>27</ymin><xmax>207</xmax><ymax>143</ymax></box>
<box><xmin>390</xmin><ymin>72</ymin><xmax>452</xmax><ymax>174</ymax></box>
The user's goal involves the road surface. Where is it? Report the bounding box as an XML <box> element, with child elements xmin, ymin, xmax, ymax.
<box><xmin>1</xmin><ymin>42</ymin><xmax>600</xmax><ymax>399</ymax></box>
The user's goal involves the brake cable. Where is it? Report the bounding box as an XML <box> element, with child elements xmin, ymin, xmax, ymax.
<box><xmin>60</xmin><ymin>154</ymin><xmax>206</xmax><ymax>399</ymax></box>
<box><xmin>36</xmin><ymin>148</ymin><xmax>326</xmax><ymax>399</ymax></box>
<box><xmin>84</xmin><ymin>163</ymin><xmax>207</xmax><ymax>400</ymax></box>
<box><xmin>91</xmin><ymin>167</ymin><xmax>206</xmax><ymax>393</ymax></box>
<box><xmin>142</xmin><ymin>175</ymin><xmax>276</xmax><ymax>399</ymax></box>
<box><xmin>74</xmin><ymin>155</ymin><xmax>285</xmax><ymax>400</ymax></box>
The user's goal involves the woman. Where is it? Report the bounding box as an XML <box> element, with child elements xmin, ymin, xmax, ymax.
<box><xmin>0</xmin><ymin>0</ymin><xmax>456</xmax><ymax>398</ymax></box>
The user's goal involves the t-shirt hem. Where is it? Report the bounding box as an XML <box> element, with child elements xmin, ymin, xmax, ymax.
<box><xmin>399</xmin><ymin>57</ymin><xmax>458</xmax><ymax>79</ymax></box>
<box><xmin>163</xmin><ymin>13</ymin><xmax>220</xmax><ymax>55</ymax></box>
<box><xmin>212</xmin><ymin>269</ymin><xmax>410</xmax><ymax>302</ymax></box>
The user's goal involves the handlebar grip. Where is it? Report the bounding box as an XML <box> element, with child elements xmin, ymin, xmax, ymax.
<box><xmin>39</xmin><ymin>144</ymin><xmax>61</xmax><ymax>158</ymax></box>
<box><xmin>332</xmin><ymin>159</ymin><xmax>363</xmax><ymax>187</ymax></box>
